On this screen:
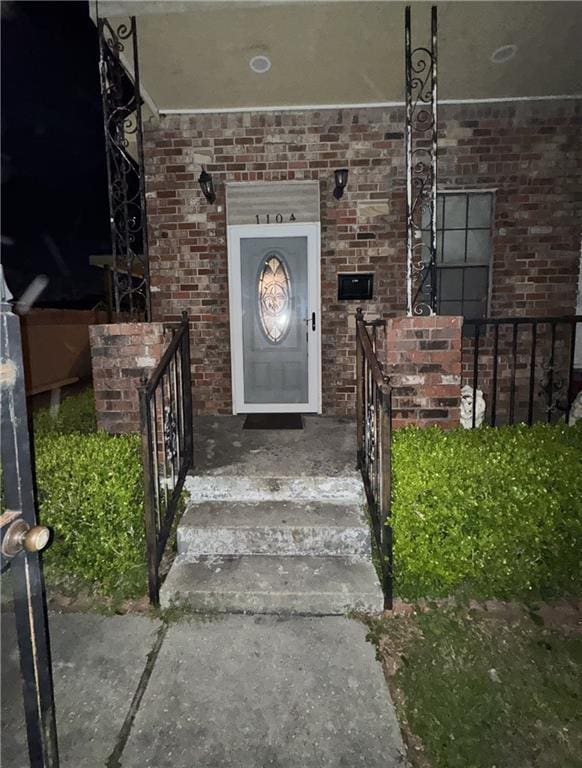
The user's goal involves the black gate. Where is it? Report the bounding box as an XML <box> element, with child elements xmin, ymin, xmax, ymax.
<box><xmin>139</xmin><ymin>312</ymin><xmax>194</xmax><ymax>605</ymax></box>
<box><xmin>1</xmin><ymin>290</ymin><xmax>59</xmax><ymax>765</ymax></box>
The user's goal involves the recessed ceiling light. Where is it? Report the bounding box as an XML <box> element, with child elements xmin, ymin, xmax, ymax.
<box><xmin>490</xmin><ymin>44</ymin><xmax>518</xmax><ymax>64</ymax></box>
<box><xmin>249</xmin><ymin>55</ymin><xmax>271</xmax><ymax>74</ymax></box>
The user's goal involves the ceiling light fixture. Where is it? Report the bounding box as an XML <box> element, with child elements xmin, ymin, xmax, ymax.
<box><xmin>249</xmin><ymin>55</ymin><xmax>272</xmax><ymax>74</ymax></box>
<box><xmin>490</xmin><ymin>44</ymin><xmax>518</xmax><ymax>64</ymax></box>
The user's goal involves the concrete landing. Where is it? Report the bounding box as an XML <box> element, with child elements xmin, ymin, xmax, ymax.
<box><xmin>194</xmin><ymin>415</ymin><xmax>357</xmax><ymax>477</ymax></box>
<box><xmin>122</xmin><ymin>615</ymin><xmax>406</xmax><ymax>768</ymax></box>
<box><xmin>160</xmin><ymin>555</ymin><xmax>383</xmax><ymax>614</ymax></box>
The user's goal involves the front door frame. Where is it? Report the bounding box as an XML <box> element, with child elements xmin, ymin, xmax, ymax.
<box><xmin>227</xmin><ymin>222</ymin><xmax>322</xmax><ymax>414</ymax></box>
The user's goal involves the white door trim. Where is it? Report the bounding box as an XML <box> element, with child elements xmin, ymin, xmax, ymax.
<box><xmin>227</xmin><ymin>222</ymin><xmax>322</xmax><ymax>414</ymax></box>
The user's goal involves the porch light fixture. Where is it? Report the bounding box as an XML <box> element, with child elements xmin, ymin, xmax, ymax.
<box><xmin>198</xmin><ymin>167</ymin><xmax>216</xmax><ymax>205</ymax></box>
<box><xmin>333</xmin><ymin>168</ymin><xmax>349</xmax><ymax>200</ymax></box>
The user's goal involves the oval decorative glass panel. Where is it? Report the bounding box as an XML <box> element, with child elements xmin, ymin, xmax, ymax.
<box><xmin>258</xmin><ymin>254</ymin><xmax>292</xmax><ymax>343</ymax></box>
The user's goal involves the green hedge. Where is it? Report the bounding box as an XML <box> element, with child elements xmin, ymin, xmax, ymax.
<box><xmin>392</xmin><ymin>423</ymin><xmax>582</xmax><ymax>600</ymax></box>
<box><xmin>33</xmin><ymin>388</ymin><xmax>97</xmax><ymax>435</ymax></box>
<box><xmin>33</xmin><ymin>391</ymin><xmax>146</xmax><ymax>598</ymax></box>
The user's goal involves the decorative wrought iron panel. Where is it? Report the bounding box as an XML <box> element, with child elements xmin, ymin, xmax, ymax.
<box><xmin>98</xmin><ymin>16</ymin><xmax>151</xmax><ymax>318</ymax></box>
<box><xmin>405</xmin><ymin>5</ymin><xmax>438</xmax><ymax>316</ymax></box>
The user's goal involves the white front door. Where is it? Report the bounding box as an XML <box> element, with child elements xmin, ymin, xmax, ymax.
<box><xmin>227</xmin><ymin>223</ymin><xmax>321</xmax><ymax>413</ymax></box>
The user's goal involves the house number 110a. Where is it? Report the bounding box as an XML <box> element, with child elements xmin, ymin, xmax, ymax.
<box><xmin>255</xmin><ymin>213</ymin><xmax>296</xmax><ymax>224</ymax></box>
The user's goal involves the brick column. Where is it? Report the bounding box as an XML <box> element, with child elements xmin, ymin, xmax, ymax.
<box><xmin>384</xmin><ymin>316</ymin><xmax>463</xmax><ymax>429</ymax></box>
<box><xmin>89</xmin><ymin>322</ymin><xmax>167</xmax><ymax>433</ymax></box>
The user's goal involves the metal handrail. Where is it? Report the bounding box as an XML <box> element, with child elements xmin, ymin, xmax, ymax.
<box><xmin>139</xmin><ymin>311</ymin><xmax>193</xmax><ymax>604</ymax></box>
<box><xmin>355</xmin><ymin>309</ymin><xmax>393</xmax><ymax>610</ymax></box>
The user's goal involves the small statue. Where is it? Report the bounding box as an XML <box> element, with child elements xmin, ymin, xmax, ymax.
<box><xmin>460</xmin><ymin>384</ymin><xmax>486</xmax><ymax>429</ymax></box>
<box><xmin>568</xmin><ymin>391</ymin><xmax>582</xmax><ymax>426</ymax></box>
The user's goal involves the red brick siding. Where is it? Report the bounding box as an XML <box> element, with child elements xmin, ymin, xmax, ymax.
<box><xmin>144</xmin><ymin>100</ymin><xmax>581</xmax><ymax>417</ymax></box>
<box><xmin>89</xmin><ymin>323</ymin><xmax>166</xmax><ymax>433</ymax></box>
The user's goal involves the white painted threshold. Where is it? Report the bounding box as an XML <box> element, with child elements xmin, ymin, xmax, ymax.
<box><xmin>159</xmin><ymin>93</ymin><xmax>582</xmax><ymax>116</ymax></box>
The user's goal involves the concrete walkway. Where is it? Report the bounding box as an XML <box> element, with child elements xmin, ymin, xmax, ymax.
<box><xmin>1</xmin><ymin>610</ymin><xmax>406</xmax><ymax>767</ymax></box>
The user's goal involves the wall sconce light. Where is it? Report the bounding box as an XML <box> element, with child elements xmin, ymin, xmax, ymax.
<box><xmin>198</xmin><ymin>167</ymin><xmax>216</xmax><ymax>204</ymax></box>
<box><xmin>333</xmin><ymin>168</ymin><xmax>349</xmax><ymax>200</ymax></box>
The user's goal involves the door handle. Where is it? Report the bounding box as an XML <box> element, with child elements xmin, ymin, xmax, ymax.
<box><xmin>311</xmin><ymin>312</ymin><xmax>316</xmax><ymax>331</ymax></box>
<box><xmin>1</xmin><ymin>511</ymin><xmax>50</xmax><ymax>558</ymax></box>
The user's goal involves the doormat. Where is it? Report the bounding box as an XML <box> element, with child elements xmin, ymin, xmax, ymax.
<box><xmin>243</xmin><ymin>413</ymin><xmax>304</xmax><ymax>430</ymax></box>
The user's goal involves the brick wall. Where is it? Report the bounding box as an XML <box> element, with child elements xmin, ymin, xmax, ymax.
<box><xmin>89</xmin><ymin>323</ymin><xmax>166</xmax><ymax>433</ymax></box>
<box><xmin>144</xmin><ymin>99</ymin><xmax>581</xmax><ymax>417</ymax></box>
<box><xmin>384</xmin><ymin>316</ymin><xmax>462</xmax><ymax>429</ymax></box>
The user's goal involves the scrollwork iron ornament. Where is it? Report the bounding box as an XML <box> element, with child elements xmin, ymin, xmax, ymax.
<box><xmin>163</xmin><ymin>405</ymin><xmax>178</xmax><ymax>463</ymax></box>
<box><xmin>98</xmin><ymin>16</ymin><xmax>151</xmax><ymax>319</ymax></box>
<box><xmin>364</xmin><ymin>401</ymin><xmax>376</xmax><ymax>471</ymax></box>
<box><xmin>405</xmin><ymin>5</ymin><xmax>438</xmax><ymax>316</ymax></box>
<box><xmin>538</xmin><ymin>361</ymin><xmax>566</xmax><ymax>420</ymax></box>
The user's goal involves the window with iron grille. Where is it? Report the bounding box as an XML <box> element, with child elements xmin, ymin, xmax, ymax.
<box><xmin>424</xmin><ymin>191</ymin><xmax>494</xmax><ymax>319</ymax></box>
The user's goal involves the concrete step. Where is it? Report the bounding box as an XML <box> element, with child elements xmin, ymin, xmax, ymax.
<box><xmin>160</xmin><ymin>555</ymin><xmax>383</xmax><ymax>615</ymax></box>
<box><xmin>177</xmin><ymin>500</ymin><xmax>371</xmax><ymax>557</ymax></box>
<box><xmin>184</xmin><ymin>474</ymin><xmax>365</xmax><ymax>504</ymax></box>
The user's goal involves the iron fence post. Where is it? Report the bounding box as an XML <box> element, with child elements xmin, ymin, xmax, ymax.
<box><xmin>566</xmin><ymin>318</ymin><xmax>577</xmax><ymax>422</ymax></box>
<box><xmin>355</xmin><ymin>309</ymin><xmax>364</xmax><ymax>467</ymax></box>
<box><xmin>380</xmin><ymin>387</ymin><xmax>393</xmax><ymax>611</ymax></box>
<box><xmin>139</xmin><ymin>379</ymin><xmax>159</xmax><ymax>605</ymax></box>
<box><xmin>181</xmin><ymin>311</ymin><xmax>194</xmax><ymax>467</ymax></box>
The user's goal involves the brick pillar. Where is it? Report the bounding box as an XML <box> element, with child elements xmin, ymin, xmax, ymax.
<box><xmin>384</xmin><ymin>316</ymin><xmax>463</xmax><ymax>429</ymax></box>
<box><xmin>89</xmin><ymin>322</ymin><xmax>167</xmax><ymax>433</ymax></box>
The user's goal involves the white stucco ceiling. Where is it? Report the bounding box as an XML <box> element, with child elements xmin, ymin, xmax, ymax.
<box><xmin>93</xmin><ymin>1</ymin><xmax>582</xmax><ymax>113</ymax></box>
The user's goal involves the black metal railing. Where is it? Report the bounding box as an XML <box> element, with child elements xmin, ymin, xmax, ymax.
<box><xmin>355</xmin><ymin>309</ymin><xmax>393</xmax><ymax>610</ymax></box>
<box><xmin>139</xmin><ymin>312</ymin><xmax>193</xmax><ymax>604</ymax></box>
<box><xmin>462</xmin><ymin>315</ymin><xmax>582</xmax><ymax>428</ymax></box>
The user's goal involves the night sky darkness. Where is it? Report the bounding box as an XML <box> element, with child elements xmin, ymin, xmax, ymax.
<box><xmin>1</xmin><ymin>0</ymin><xmax>110</xmax><ymax>306</ymax></box>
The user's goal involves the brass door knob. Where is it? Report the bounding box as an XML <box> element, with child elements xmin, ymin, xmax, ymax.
<box><xmin>24</xmin><ymin>526</ymin><xmax>51</xmax><ymax>553</ymax></box>
<box><xmin>1</xmin><ymin>519</ymin><xmax>51</xmax><ymax>557</ymax></box>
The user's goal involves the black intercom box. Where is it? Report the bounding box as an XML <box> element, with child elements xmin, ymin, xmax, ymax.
<box><xmin>337</xmin><ymin>273</ymin><xmax>374</xmax><ymax>300</ymax></box>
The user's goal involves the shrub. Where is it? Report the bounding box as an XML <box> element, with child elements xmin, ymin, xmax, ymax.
<box><xmin>33</xmin><ymin>388</ymin><xmax>97</xmax><ymax>436</ymax></box>
<box><xmin>35</xmin><ymin>431</ymin><xmax>145</xmax><ymax>597</ymax></box>
<box><xmin>33</xmin><ymin>389</ymin><xmax>146</xmax><ymax>598</ymax></box>
<box><xmin>391</xmin><ymin>422</ymin><xmax>582</xmax><ymax>600</ymax></box>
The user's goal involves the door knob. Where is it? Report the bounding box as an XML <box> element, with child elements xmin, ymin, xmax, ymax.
<box><xmin>1</xmin><ymin>514</ymin><xmax>50</xmax><ymax>558</ymax></box>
